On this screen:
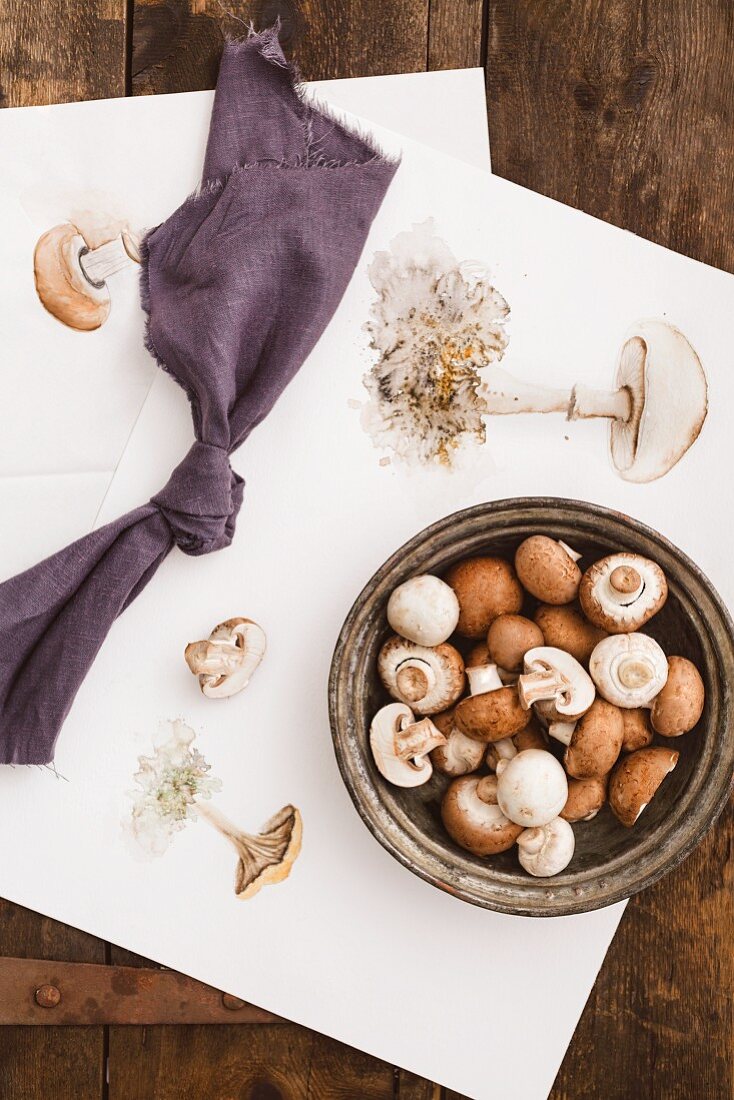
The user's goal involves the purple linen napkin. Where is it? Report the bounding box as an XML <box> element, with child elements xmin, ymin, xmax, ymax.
<box><xmin>0</xmin><ymin>28</ymin><xmax>397</xmax><ymax>764</ymax></box>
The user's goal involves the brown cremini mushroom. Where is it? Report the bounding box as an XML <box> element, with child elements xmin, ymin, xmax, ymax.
<box><xmin>514</xmin><ymin>536</ymin><xmax>582</xmax><ymax>605</ymax></box>
<box><xmin>608</xmin><ymin>746</ymin><xmax>679</xmax><ymax>827</ymax></box>
<box><xmin>430</xmin><ymin>707</ymin><xmax>486</xmax><ymax>777</ymax></box>
<box><xmin>441</xmin><ymin>774</ymin><xmax>523</xmax><ymax>856</ymax></box>
<box><xmin>579</xmin><ymin>553</ymin><xmax>668</xmax><ymax>633</ymax></box>
<box><xmin>454</xmin><ymin>664</ymin><xmax>530</xmax><ymax>743</ymax></box>
<box><xmin>487</xmin><ymin>614</ymin><xmax>544</xmax><ymax>672</ymax></box>
<box><xmin>443</xmin><ymin>556</ymin><xmax>523</xmax><ymax>639</ymax></box>
<box><xmin>513</xmin><ymin>720</ymin><xmax>549</xmax><ymax>753</ymax></box>
<box><xmin>466</xmin><ymin>641</ymin><xmax>491</xmax><ymax>667</ymax></box>
<box><xmin>560</xmin><ymin>776</ymin><xmax>608</xmax><ymax>822</ymax></box>
<box><xmin>533</xmin><ymin>604</ymin><xmax>607</xmax><ymax>665</ymax></box>
<box><xmin>563</xmin><ymin>699</ymin><xmax>624</xmax><ymax>779</ymax></box>
<box><xmin>650</xmin><ymin>656</ymin><xmax>705</xmax><ymax>737</ymax></box>
<box><xmin>377</xmin><ymin>635</ymin><xmax>465</xmax><ymax>714</ymax></box>
<box><xmin>621</xmin><ymin>708</ymin><xmax>654</xmax><ymax>753</ymax></box>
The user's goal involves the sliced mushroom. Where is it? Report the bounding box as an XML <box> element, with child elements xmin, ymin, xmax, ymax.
<box><xmin>377</xmin><ymin>635</ymin><xmax>465</xmax><ymax>714</ymax></box>
<box><xmin>196</xmin><ymin>800</ymin><xmax>302</xmax><ymax>900</ymax></box>
<box><xmin>579</xmin><ymin>553</ymin><xmax>668</xmax><ymax>633</ymax></box>
<box><xmin>495</xmin><ymin>748</ymin><xmax>568</xmax><ymax>827</ymax></box>
<box><xmin>518</xmin><ymin>646</ymin><xmax>596</xmax><ymax>719</ymax></box>
<box><xmin>185</xmin><ymin>618</ymin><xmax>266</xmax><ymax>698</ymax></box>
<box><xmin>430</xmin><ymin>707</ymin><xmax>486</xmax><ymax>777</ymax></box>
<box><xmin>369</xmin><ymin>702</ymin><xmax>446</xmax><ymax>787</ymax></box>
<box><xmin>387</xmin><ymin>574</ymin><xmax>460</xmax><ymax>646</ymax></box>
<box><xmin>589</xmin><ymin>633</ymin><xmax>668</xmax><ymax>708</ymax></box>
<box><xmin>514</xmin><ymin>536</ymin><xmax>582</xmax><ymax>605</ymax></box>
<box><xmin>441</xmin><ymin>774</ymin><xmax>523</xmax><ymax>856</ymax></box>
<box><xmin>533</xmin><ymin>604</ymin><xmax>607</xmax><ymax>665</ymax></box>
<box><xmin>609</xmin><ymin>746</ymin><xmax>679</xmax><ymax>826</ymax></box>
<box><xmin>487</xmin><ymin>613</ymin><xmax>545</xmax><ymax>672</ymax></box>
<box><xmin>454</xmin><ymin>663</ymin><xmax>530</xmax><ymax>743</ymax></box>
<box><xmin>563</xmin><ymin>698</ymin><xmax>624</xmax><ymax>779</ymax></box>
<box><xmin>443</xmin><ymin>556</ymin><xmax>523</xmax><ymax>639</ymax></box>
<box><xmin>650</xmin><ymin>656</ymin><xmax>705</xmax><ymax>736</ymax></box>
<box><xmin>517</xmin><ymin>817</ymin><xmax>575</xmax><ymax>877</ymax></box>
<box><xmin>561</xmin><ymin>777</ymin><xmax>608</xmax><ymax>822</ymax></box>
<box><xmin>621</xmin><ymin>708</ymin><xmax>654</xmax><ymax>753</ymax></box>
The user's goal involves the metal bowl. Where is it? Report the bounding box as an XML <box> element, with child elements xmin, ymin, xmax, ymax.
<box><xmin>328</xmin><ymin>498</ymin><xmax>734</xmax><ymax>917</ymax></box>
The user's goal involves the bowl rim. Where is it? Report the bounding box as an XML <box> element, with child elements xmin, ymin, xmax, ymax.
<box><xmin>328</xmin><ymin>496</ymin><xmax>734</xmax><ymax>917</ymax></box>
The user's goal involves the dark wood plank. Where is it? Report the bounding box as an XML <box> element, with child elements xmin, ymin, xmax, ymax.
<box><xmin>428</xmin><ymin>0</ymin><xmax>485</xmax><ymax>70</ymax></box>
<box><xmin>131</xmin><ymin>0</ymin><xmax>430</xmax><ymax>94</ymax></box>
<box><xmin>0</xmin><ymin>0</ymin><xmax>127</xmax><ymax>107</ymax></box>
<box><xmin>0</xmin><ymin>900</ymin><xmax>105</xmax><ymax>1100</ymax></box>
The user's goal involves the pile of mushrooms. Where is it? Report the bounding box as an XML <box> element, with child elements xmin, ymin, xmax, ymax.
<box><xmin>371</xmin><ymin>537</ymin><xmax>705</xmax><ymax>878</ymax></box>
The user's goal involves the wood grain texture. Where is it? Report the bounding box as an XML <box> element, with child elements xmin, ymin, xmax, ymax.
<box><xmin>0</xmin><ymin>0</ymin><xmax>127</xmax><ymax>106</ymax></box>
<box><xmin>428</xmin><ymin>0</ymin><xmax>485</xmax><ymax>70</ymax></box>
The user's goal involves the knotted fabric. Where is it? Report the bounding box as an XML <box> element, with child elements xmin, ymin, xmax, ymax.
<box><xmin>0</xmin><ymin>29</ymin><xmax>398</xmax><ymax>764</ymax></box>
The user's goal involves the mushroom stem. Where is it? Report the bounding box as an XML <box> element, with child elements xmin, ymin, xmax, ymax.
<box><xmin>78</xmin><ymin>234</ymin><xmax>139</xmax><ymax>286</ymax></box>
<box><xmin>195</xmin><ymin>800</ymin><xmax>302</xmax><ymax>900</ymax></box>
<box><xmin>394</xmin><ymin>717</ymin><xmax>446</xmax><ymax>761</ymax></box>
<box><xmin>517</xmin><ymin>668</ymin><xmax>564</xmax><ymax>708</ymax></box>
<box><xmin>484</xmin><ymin>367</ymin><xmax>631</xmax><ymax>423</ymax></box>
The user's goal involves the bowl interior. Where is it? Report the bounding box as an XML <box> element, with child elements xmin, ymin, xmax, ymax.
<box><xmin>329</xmin><ymin>499</ymin><xmax>734</xmax><ymax>916</ymax></box>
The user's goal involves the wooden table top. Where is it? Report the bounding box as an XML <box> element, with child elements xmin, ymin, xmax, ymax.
<box><xmin>0</xmin><ymin>3</ymin><xmax>732</xmax><ymax>1097</ymax></box>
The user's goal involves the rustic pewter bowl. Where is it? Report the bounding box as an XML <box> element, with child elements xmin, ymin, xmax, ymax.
<box><xmin>328</xmin><ymin>498</ymin><xmax>734</xmax><ymax>917</ymax></box>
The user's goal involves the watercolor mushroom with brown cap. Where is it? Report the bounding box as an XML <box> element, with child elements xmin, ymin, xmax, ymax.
<box><xmin>484</xmin><ymin>319</ymin><xmax>708</xmax><ymax>482</ymax></box>
<box><xmin>185</xmin><ymin>618</ymin><xmax>266</xmax><ymax>698</ymax></box>
<box><xmin>34</xmin><ymin>220</ymin><xmax>141</xmax><ymax>331</ymax></box>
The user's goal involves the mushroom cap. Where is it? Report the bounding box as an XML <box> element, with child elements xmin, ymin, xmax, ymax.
<box><xmin>579</xmin><ymin>553</ymin><xmax>668</xmax><ymax>633</ymax></box>
<box><xmin>609</xmin><ymin>320</ymin><xmax>708</xmax><ymax>484</ymax></box>
<box><xmin>514</xmin><ymin>536</ymin><xmax>581</xmax><ymax>605</ymax></box>
<box><xmin>430</xmin><ymin>708</ymin><xmax>486</xmax><ymax>776</ymax></box>
<box><xmin>650</xmin><ymin>656</ymin><xmax>705</xmax><ymax>737</ymax></box>
<box><xmin>443</xmin><ymin>556</ymin><xmax>523</xmax><ymax>639</ymax></box>
<box><xmin>377</xmin><ymin>635</ymin><xmax>465</xmax><ymax>714</ymax></box>
<box><xmin>487</xmin><ymin>614</ymin><xmax>545</xmax><ymax>672</ymax></box>
<box><xmin>519</xmin><ymin>646</ymin><xmax>596</xmax><ymax>719</ymax></box>
<box><xmin>608</xmin><ymin>746</ymin><xmax>679</xmax><ymax>826</ymax></box>
<box><xmin>369</xmin><ymin>703</ymin><xmax>446</xmax><ymax>787</ymax></box>
<box><xmin>466</xmin><ymin>641</ymin><xmax>491</xmax><ymax>668</ymax></box>
<box><xmin>513</xmin><ymin>719</ymin><xmax>549</xmax><ymax>753</ymax></box>
<box><xmin>386</xmin><ymin>574</ymin><xmax>460</xmax><ymax>647</ymax></box>
<box><xmin>589</xmin><ymin>633</ymin><xmax>668</xmax><ymax>708</ymax></box>
<box><xmin>34</xmin><ymin>223</ymin><xmax>111</xmax><ymax>331</ymax></box>
<box><xmin>185</xmin><ymin>617</ymin><xmax>267</xmax><ymax>699</ymax></box>
<box><xmin>495</xmin><ymin>748</ymin><xmax>568</xmax><ymax>827</ymax></box>
<box><xmin>441</xmin><ymin>774</ymin><xmax>523</xmax><ymax>856</ymax></box>
<box><xmin>563</xmin><ymin>698</ymin><xmax>624</xmax><ymax>779</ymax></box>
<box><xmin>533</xmin><ymin>603</ymin><xmax>607</xmax><ymax>665</ymax></box>
<box><xmin>620</xmin><ymin>708</ymin><xmax>654</xmax><ymax>753</ymax></box>
<box><xmin>560</xmin><ymin>777</ymin><xmax>608</xmax><ymax>822</ymax></box>
<box><xmin>517</xmin><ymin>817</ymin><xmax>575</xmax><ymax>877</ymax></box>
<box><xmin>454</xmin><ymin>685</ymin><xmax>531</xmax><ymax>743</ymax></box>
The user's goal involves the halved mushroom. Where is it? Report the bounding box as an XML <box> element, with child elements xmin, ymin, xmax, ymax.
<box><xmin>484</xmin><ymin>320</ymin><xmax>708</xmax><ymax>483</ymax></box>
<box><xmin>387</xmin><ymin>574</ymin><xmax>460</xmax><ymax>646</ymax></box>
<box><xmin>495</xmin><ymin>748</ymin><xmax>568</xmax><ymax>827</ymax></box>
<box><xmin>579</xmin><ymin>553</ymin><xmax>668</xmax><ymax>633</ymax></box>
<box><xmin>650</xmin><ymin>656</ymin><xmax>705</xmax><ymax>736</ymax></box>
<box><xmin>514</xmin><ymin>536</ymin><xmax>582</xmax><ymax>604</ymax></box>
<box><xmin>563</xmin><ymin>698</ymin><xmax>624</xmax><ymax>779</ymax></box>
<box><xmin>443</xmin><ymin>556</ymin><xmax>523</xmax><ymax>639</ymax></box>
<box><xmin>377</xmin><ymin>635</ymin><xmax>465</xmax><ymax>714</ymax></box>
<box><xmin>369</xmin><ymin>702</ymin><xmax>447</xmax><ymax>787</ymax></box>
<box><xmin>34</xmin><ymin>221</ymin><xmax>140</xmax><ymax>331</ymax></box>
<box><xmin>195</xmin><ymin>800</ymin><xmax>302</xmax><ymax>899</ymax></box>
<box><xmin>621</xmin><ymin>708</ymin><xmax>654</xmax><ymax>753</ymax></box>
<box><xmin>487</xmin><ymin>613</ymin><xmax>545</xmax><ymax>672</ymax></box>
<box><xmin>533</xmin><ymin>604</ymin><xmax>607</xmax><ymax>665</ymax></box>
<box><xmin>454</xmin><ymin>663</ymin><xmax>530</xmax><ymax>743</ymax></box>
<box><xmin>518</xmin><ymin>646</ymin><xmax>596</xmax><ymax>719</ymax></box>
<box><xmin>430</xmin><ymin>707</ymin><xmax>485</xmax><ymax>777</ymax></box>
<box><xmin>185</xmin><ymin>618</ymin><xmax>266</xmax><ymax>698</ymax></box>
<box><xmin>441</xmin><ymin>774</ymin><xmax>523</xmax><ymax>856</ymax></box>
<box><xmin>609</xmin><ymin>746</ymin><xmax>679</xmax><ymax>826</ymax></box>
<box><xmin>517</xmin><ymin>817</ymin><xmax>575</xmax><ymax>877</ymax></box>
<box><xmin>589</xmin><ymin>633</ymin><xmax>668</xmax><ymax>708</ymax></box>
<box><xmin>560</xmin><ymin>777</ymin><xmax>608</xmax><ymax>822</ymax></box>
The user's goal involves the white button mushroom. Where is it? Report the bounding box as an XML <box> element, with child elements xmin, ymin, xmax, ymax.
<box><xmin>579</xmin><ymin>553</ymin><xmax>668</xmax><ymax>633</ymax></box>
<box><xmin>386</xmin><ymin>574</ymin><xmax>460</xmax><ymax>647</ymax></box>
<box><xmin>495</xmin><ymin>748</ymin><xmax>568</xmax><ymax>827</ymax></box>
<box><xmin>589</xmin><ymin>633</ymin><xmax>668</xmax><ymax>708</ymax></box>
<box><xmin>430</xmin><ymin>708</ymin><xmax>486</xmax><ymax>777</ymax></box>
<box><xmin>369</xmin><ymin>702</ymin><xmax>447</xmax><ymax>787</ymax></box>
<box><xmin>184</xmin><ymin>618</ymin><xmax>266</xmax><ymax>698</ymax></box>
<box><xmin>377</xmin><ymin>635</ymin><xmax>465</xmax><ymax>714</ymax></box>
<box><xmin>517</xmin><ymin>646</ymin><xmax>596</xmax><ymax>719</ymax></box>
<box><xmin>517</xmin><ymin>817</ymin><xmax>575</xmax><ymax>877</ymax></box>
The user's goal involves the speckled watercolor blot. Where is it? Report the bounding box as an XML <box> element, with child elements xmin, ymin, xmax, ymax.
<box><xmin>360</xmin><ymin>219</ymin><xmax>510</xmax><ymax>468</ymax></box>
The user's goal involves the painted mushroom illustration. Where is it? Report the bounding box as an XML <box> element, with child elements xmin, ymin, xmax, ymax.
<box><xmin>127</xmin><ymin>720</ymin><xmax>302</xmax><ymax>899</ymax></box>
<box><xmin>34</xmin><ymin>219</ymin><xmax>141</xmax><ymax>331</ymax></box>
